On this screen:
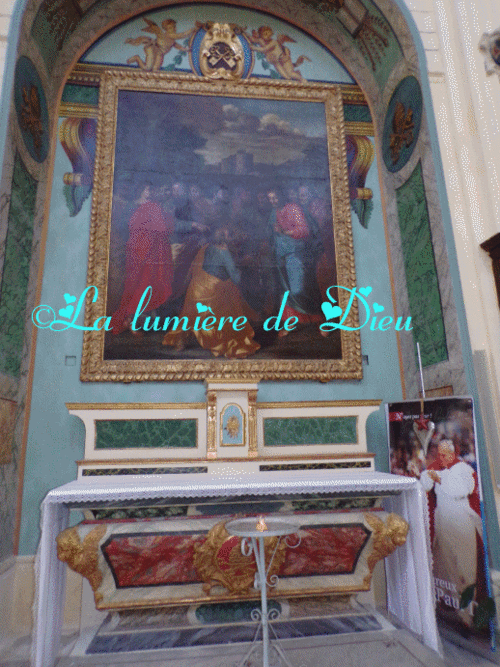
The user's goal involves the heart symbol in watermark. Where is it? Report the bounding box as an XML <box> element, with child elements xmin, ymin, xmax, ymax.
<box><xmin>358</xmin><ymin>286</ymin><xmax>372</xmax><ymax>296</ymax></box>
<box><xmin>64</xmin><ymin>293</ymin><xmax>76</xmax><ymax>304</ymax></box>
<box><xmin>196</xmin><ymin>302</ymin><xmax>215</xmax><ymax>315</ymax></box>
<box><xmin>321</xmin><ymin>301</ymin><xmax>342</xmax><ymax>320</ymax></box>
<box><xmin>58</xmin><ymin>305</ymin><xmax>74</xmax><ymax>319</ymax></box>
<box><xmin>373</xmin><ymin>302</ymin><xmax>384</xmax><ymax>313</ymax></box>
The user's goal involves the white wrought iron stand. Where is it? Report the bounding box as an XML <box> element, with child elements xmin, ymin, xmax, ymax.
<box><xmin>226</xmin><ymin>517</ymin><xmax>301</xmax><ymax>667</ymax></box>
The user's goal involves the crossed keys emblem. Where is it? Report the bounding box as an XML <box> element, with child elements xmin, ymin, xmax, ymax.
<box><xmin>200</xmin><ymin>22</ymin><xmax>245</xmax><ymax>79</ymax></box>
<box><xmin>206</xmin><ymin>42</ymin><xmax>240</xmax><ymax>71</ymax></box>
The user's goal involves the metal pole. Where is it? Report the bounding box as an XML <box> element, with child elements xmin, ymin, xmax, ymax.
<box><xmin>255</xmin><ymin>536</ymin><xmax>269</xmax><ymax>667</ymax></box>
<box><xmin>416</xmin><ymin>342</ymin><xmax>425</xmax><ymax>399</ymax></box>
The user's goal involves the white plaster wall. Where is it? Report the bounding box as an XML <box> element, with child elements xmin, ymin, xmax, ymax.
<box><xmin>0</xmin><ymin>0</ymin><xmax>13</xmax><ymax>100</ymax></box>
<box><xmin>0</xmin><ymin>555</ymin><xmax>82</xmax><ymax>645</ymax></box>
<box><xmin>407</xmin><ymin>0</ymin><xmax>500</xmax><ymax>519</ymax></box>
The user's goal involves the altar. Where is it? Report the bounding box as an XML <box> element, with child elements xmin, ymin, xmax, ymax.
<box><xmin>33</xmin><ymin>470</ymin><xmax>439</xmax><ymax>667</ymax></box>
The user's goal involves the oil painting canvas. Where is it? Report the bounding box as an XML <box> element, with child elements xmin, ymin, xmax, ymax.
<box><xmin>82</xmin><ymin>72</ymin><xmax>360</xmax><ymax>381</ymax></box>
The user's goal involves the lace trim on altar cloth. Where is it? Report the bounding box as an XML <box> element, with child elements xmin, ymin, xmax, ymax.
<box><xmin>42</xmin><ymin>470</ymin><xmax>418</xmax><ymax>506</ymax></box>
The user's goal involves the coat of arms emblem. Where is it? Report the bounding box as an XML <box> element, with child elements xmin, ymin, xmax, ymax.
<box><xmin>199</xmin><ymin>22</ymin><xmax>245</xmax><ymax>80</ymax></box>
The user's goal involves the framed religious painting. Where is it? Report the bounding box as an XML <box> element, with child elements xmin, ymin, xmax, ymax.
<box><xmin>80</xmin><ymin>70</ymin><xmax>361</xmax><ymax>381</ymax></box>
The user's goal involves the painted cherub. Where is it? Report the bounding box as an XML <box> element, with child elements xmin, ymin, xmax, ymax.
<box><xmin>126</xmin><ymin>18</ymin><xmax>200</xmax><ymax>71</ymax></box>
<box><xmin>246</xmin><ymin>26</ymin><xmax>311</xmax><ymax>81</ymax></box>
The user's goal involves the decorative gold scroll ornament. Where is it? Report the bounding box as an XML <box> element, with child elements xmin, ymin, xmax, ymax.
<box><xmin>225</xmin><ymin>415</ymin><xmax>240</xmax><ymax>437</ymax></box>
<box><xmin>56</xmin><ymin>524</ymin><xmax>107</xmax><ymax>605</ymax></box>
<box><xmin>200</xmin><ymin>22</ymin><xmax>245</xmax><ymax>80</ymax></box>
<box><xmin>21</xmin><ymin>85</ymin><xmax>43</xmax><ymax>155</ymax></box>
<box><xmin>363</xmin><ymin>512</ymin><xmax>408</xmax><ymax>586</ymax></box>
<box><xmin>194</xmin><ymin>520</ymin><xmax>286</xmax><ymax>595</ymax></box>
<box><xmin>389</xmin><ymin>101</ymin><xmax>414</xmax><ymax>164</ymax></box>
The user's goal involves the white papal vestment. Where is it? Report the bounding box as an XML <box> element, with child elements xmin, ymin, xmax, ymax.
<box><xmin>421</xmin><ymin>461</ymin><xmax>483</xmax><ymax>608</ymax></box>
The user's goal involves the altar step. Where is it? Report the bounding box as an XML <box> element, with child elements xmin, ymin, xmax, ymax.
<box><xmin>71</xmin><ymin>597</ymin><xmax>375</xmax><ymax>655</ymax></box>
<box><xmin>4</xmin><ymin>622</ymin><xmax>499</xmax><ymax>666</ymax></box>
<box><xmin>82</xmin><ymin>611</ymin><xmax>386</xmax><ymax>655</ymax></box>
<box><xmin>54</xmin><ymin>600</ymin><xmax>448</xmax><ymax>666</ymax></box>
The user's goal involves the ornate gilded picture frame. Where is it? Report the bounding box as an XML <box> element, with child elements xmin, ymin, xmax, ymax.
<box><xmin>81</xmin><ymin>70</ymin><xmax>360</xmax><ymax>381</ymax></box>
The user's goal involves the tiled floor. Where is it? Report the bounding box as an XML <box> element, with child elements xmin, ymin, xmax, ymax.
<box><xmin>2</xmin><ymin>623</ymin><xmax>499</xmax><ymax>667</ymax></box>
<box><xmin>2</xmin><ymin>598</ymin><xmax>498</xmax><ymax>667</ymax></box>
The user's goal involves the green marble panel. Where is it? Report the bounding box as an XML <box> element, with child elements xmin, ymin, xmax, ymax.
<box><xmin>263</xmin><ymin>416</ymin><xmax>357</xmax><ymax>446</ymax></box>
<box><xmin>83</xmin><ymin>466</ymin><xmax>207</xmax><ymax>475</ymax></box>
<box><xmin>344</xmin><ymin>104</ymin><xmax>372</xmax><ymax>123</ymax></box>
<box><xmin>259</xmin><ymin>461</ymin><xmax>371</xmax><ymax>471</ymax></box>
<box><xmin>291</xmin><ymin>497</ymin><xmax>379</xmax><ymax>511</ymax></box>
<box><xmin>0</xmin><ymin>153</ymin><xmax>37</xmax><ymax>377</ymax></box>
<box><xmin>396</xmin><ymin>161</ymin><xmax>448</xmax><ymax>367</ymax></box>
<box><xmin>196</xmin><ymin>600</ymin><xmax>281</xmax><ymax>624</ymax></box>
<box><xmin>89</xmin><ymin>506</ymin><xmax>189</xmax><ymax>520</ymax></box>
<box><xmin>95</xmin><ymin>419</ymin><xmax>197</xmax><ymax>449</ymax></box>
<box><xmin>61</xmin><ymin>83</ymin><xmax>99</xmax><ymax>106</ymax></box>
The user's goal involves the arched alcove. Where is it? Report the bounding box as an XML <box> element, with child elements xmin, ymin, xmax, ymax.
<box><xmin>0</xmin><ymin>0</ymin><xmax>498</xmax><ymax>588</ymax></box>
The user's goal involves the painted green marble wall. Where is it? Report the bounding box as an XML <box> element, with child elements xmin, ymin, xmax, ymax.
<box><xmin>0</xmin><ymin>153</ymin><xmax>37</xmax><ymax>377</ymax></box>
<box><xmin>396</xmin><ymin>161</ymin><xmax>448</xmax><ymax>367</ymax></box>
<box><xmin>0</xmin><ymin>153</ymin><xmax>37</xmax><ymax>562</ymax></box>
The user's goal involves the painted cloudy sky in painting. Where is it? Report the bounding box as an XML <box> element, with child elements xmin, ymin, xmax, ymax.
<box><xmin>192</xmin><ymin>96</ymin><xmax>327</xmax><ymax>166</ymax></box>
<box><xmin>113</xmin><ymin>90</ymin><xmax>328</xmax><ymax>180</ymax></box>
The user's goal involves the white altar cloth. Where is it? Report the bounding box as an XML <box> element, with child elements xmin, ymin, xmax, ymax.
<box><xmin>33</xmin><ymin>470</ymin><xmax>439</xmax><ymax>666</ymax></box>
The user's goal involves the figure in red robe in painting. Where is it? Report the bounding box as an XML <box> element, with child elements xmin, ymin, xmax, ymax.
<box><xmin>112</xmin><ymin>184</ymin><xmax>174</xmax><ymax>334</ymax></box>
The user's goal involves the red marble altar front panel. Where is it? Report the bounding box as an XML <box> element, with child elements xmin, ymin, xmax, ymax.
<box><xmin>281</xmin><ymin>524</ymin><xmax>369</xmax><ymax>577</ymax></box>
<box><xmin>101</xmin><ymin>522</ymin><xmax>369</xmax><ymax>588</ymax></box>
<box><xmin>103</xmin><ymin>533</ymin><xmax>206</xmax><ymax>587</ymax></box>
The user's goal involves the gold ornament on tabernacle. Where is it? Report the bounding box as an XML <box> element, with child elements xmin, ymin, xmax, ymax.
<box><xmin>225</xmin><ymin>415</ymin><xmax>240</xmax><ymax>438</ymax></box>
<box><xmin>247</xmin><ymin>389</ymin><xmax>258</xmax><ymax>457</ymax></box>
<box><xmin>206</xmin><ymin>389</ymin><xmax>217</xmax><ymax>457</ymax></box>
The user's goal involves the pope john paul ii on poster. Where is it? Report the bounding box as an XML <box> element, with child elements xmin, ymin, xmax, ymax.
<box><xmin>387</xmin><ymin>397</ymin><xmax>492</xmax><ymax>641</ymax></box>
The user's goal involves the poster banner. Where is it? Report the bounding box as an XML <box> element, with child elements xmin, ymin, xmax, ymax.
<box><xmin>386</xmin><ymin>397</ymin><xmax>495</xmax><ymax>648</ymax></box>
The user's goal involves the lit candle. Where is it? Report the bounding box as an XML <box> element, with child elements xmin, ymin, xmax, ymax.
<box><xmin>256</xmin><ymin>515</ymin><xmax>267</xmax><ymax>532</ymax></box>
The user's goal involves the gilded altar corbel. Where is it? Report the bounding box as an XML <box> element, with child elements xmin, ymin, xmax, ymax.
<box><xmin>56</xmin><ymin>524</ymin><xmax>107</xmax><ymax>605</ymax></box>
<box><xmin>362</xmin><ymin>512</ymin><xmax>409</xmax><ymax>587</ymax></box>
